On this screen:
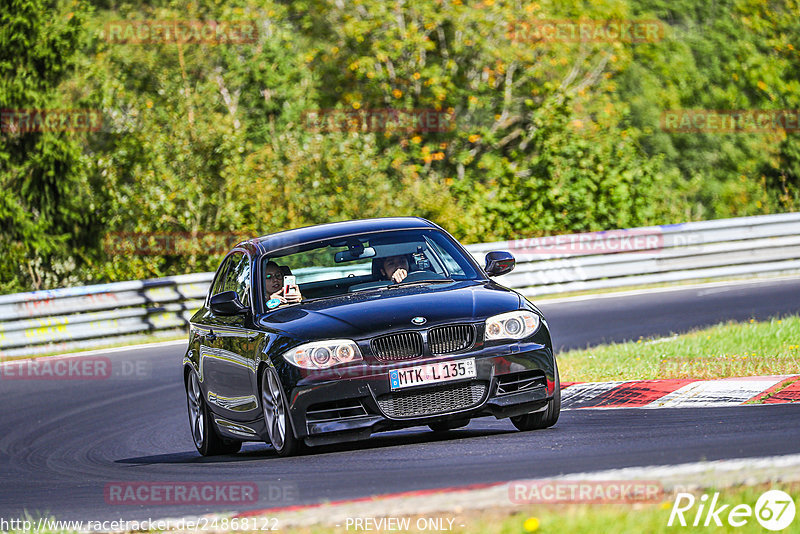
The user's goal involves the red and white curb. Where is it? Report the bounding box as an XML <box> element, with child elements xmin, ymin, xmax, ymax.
<box><xmin>560</xmin><ymin>375</ymin><xmax>800</xmax><ymax>409</ymax></box>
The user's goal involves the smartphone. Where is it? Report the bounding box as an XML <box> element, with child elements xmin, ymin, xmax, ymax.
<box><xmin>283</xmin><ymin>275</ymin><xmax>296</xmax><ymax>295</ymax></box>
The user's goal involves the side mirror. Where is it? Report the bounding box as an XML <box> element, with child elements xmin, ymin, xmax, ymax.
<box><xmin>485</xmin><ymin>251</ymin><xmax>515</xmax><ymax>276</ymax></box>
<box><xmin>210</xmin><ymin>291</ymin><xmax>248</xmax><ymax>316</ymax></box>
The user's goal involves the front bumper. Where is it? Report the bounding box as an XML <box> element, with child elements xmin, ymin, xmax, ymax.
<box><xmin>283</xmin><ymin>342</ymin><xmax>556</xmax><ymax>446</ymax></box>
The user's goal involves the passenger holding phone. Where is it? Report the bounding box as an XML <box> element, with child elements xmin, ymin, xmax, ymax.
<box><xmin>264</xmin><ymin>261</ymin><xmax>303</xmax><ymax>305</ymax></box>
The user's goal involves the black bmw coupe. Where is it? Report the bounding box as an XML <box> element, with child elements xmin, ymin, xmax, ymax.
<box><xmin>183</xmin><ymin>218</ymin><xmax>560</xmax><ymax>456</ymax></box>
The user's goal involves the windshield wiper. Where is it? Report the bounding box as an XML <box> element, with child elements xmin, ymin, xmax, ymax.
<box><xmin>387</xmin><ymin>278</ymin><xmax>455</xmax><ymax>289</ymax></box>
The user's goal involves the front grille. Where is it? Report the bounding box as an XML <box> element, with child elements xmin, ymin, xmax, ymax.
<box><xmin>428</xmin><ymin>324</ymin><xmax>476</xmax><ymax>354</ymax></box>
<box><xmin>371</xmin><ymin>332</ymin><xmax>423</xmax><ymax>362</ymax></box>
<box><xmin>377</xmin><ymin>381</ymin><xmax>487</xmax><ymax>418</ymax></box>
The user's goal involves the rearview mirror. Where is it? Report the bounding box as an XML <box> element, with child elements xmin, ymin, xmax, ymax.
<box><xmin>210</xmin><ymin>291</ymin><xmax>248</xmax><ymax>316</ymax></box>
<box><xmin>334</xmin><ymin>247</ymin><xmax>376</xmax><ymax>263</ymax></box>
<box><xmin>485</xmin><ymin>251</ymin><xmax>515</xmax><ymax>276</ymax></box>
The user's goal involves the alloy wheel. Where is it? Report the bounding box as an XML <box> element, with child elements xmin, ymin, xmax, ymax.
<box><xmin>187</xmin><ymin>372</ymin><xmax>205</xmax><ymax>449</ymax></box>
<box><xmin>261</xmin><ymin>370</ymin><xmax>286</xmax><ymax>450</ymax></box>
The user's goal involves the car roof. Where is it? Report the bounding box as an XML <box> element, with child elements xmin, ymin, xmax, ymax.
<box><xmin>242</xmin><ymin>217</ymin><xmax>439</xmax><ymax>255</ymax></box>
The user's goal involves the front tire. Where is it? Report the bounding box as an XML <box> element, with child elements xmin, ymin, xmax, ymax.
<box><xmin>186</xmin><ymin>370</ymin><xmax>242</xmax><ymax>456</ymax></box>
<box><xmin>261</xmin><ymin>367</ymin><xmax>299</xmax><ymax>457</ymax></box>
<box><xmin>510</xmin><ymin>363</ymin><xmax>561</xmax><ymax>431</ymax></box>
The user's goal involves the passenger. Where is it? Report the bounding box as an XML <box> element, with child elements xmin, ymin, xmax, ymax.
<box><xmin>379</xmin><ymin>255</ymin><xmax>409</xmax><ymax>283</ymax></box>
<box><xmin>264</xmin><ymin>261</ymin><xmax>303</xmax><ymax>305</ymax></box>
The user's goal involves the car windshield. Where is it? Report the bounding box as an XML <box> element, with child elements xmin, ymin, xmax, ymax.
<box><xmin>262</xmin><ymin>229</ymin><xmax>482</xmax><ymax>304</ymax></box>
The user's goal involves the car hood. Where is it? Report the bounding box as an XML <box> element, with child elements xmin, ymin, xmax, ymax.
<box><xmin>257</xmin><ymin>280</ymin><xmax>523</xmax><ymax>340</ymax></box>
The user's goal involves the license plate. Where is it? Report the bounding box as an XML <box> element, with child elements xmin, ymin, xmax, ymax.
<box><xmin>389</xmin><ymin>358</ymin><xmax>477</xmax><ymax>390</ymax></box>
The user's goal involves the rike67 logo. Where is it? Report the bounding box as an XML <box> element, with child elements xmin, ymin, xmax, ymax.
<box><xmin>668</xmin><ymin>490</ymin><xmax>796</xmax><ymax>531</ymax></box>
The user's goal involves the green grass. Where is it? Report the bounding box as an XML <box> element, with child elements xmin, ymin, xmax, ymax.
<box><xmin>557</xmin><ymin>316</ymin><xmax>800</xmax><ymax>382</ymax></box>
<box><xmin>266</xmin><ymin>482</ymin><xmax>800</xmax><ymax>534</ymax></box>
<box><xmin>462</xmin><ymin>483</ymin><xmax>800</xmax><ymax>534</ymax></box>
<box><xmin>12</xmin><ymin>484</ymin><xmax>799</xmax><ymax>534</ymax></box>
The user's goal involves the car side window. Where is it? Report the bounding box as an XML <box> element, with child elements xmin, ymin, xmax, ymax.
<box><xmin>235</xmin><ymin>255</ymin><xmax>251</xmax><ymax>307</ymax></box>
<box><xmin>425</xmin><ymin>237</ymin><xmax>466</xmax><ymax>277</ymax></box>
<box><xmin>221</xmin><ymin>252</ymin><xmax>251</xmax><ymax>307</ymax></box>
<box><xmin>210</xmin><ymin>256</ymin><xmax>233</xmax><ymax>297</ymax></box>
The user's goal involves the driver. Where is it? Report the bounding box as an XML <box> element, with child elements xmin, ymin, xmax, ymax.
<box><xmin>264</xmin><ymin>261</ymin><xmax>302</xmax><ymax>305</ymax></box>
<box><xmin>379</xmin><ymin>255</ymin><xmax>409</xmax><ymax>283</ymax></box>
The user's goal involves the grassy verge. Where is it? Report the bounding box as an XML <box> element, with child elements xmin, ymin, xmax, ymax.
<box><xmin>278</xmin><ymin>482</ymin><xmax>800</xmax><ymax>534</ymax></box>
<box><xmin>557</xmin><ymin>316</ymin><xmax>800</xmax><ymax>382</ymax></box>
<box><xmin>13</xmin><ymin>482</ymin><xmax>797</xmax><ymax>534</ymax></box>
<box><xmin>473</xmin><ymin>483</ymin><xmax>800</xmax><ymax>534</ymax></box>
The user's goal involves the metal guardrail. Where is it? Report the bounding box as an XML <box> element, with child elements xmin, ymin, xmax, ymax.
<box><xmin>466</xmin><ymin>212</ymin><xmax>800</xmax><ymax>296</ymax></box>
<box><xmin>0</xmin><ymin>274</ymin><xmax>212</xmax><ymax>357</ymax></box>
<box><xmin>2</xmin><ymin>212</ymin><xmax>799</xmax><ymax>357</ymax></box>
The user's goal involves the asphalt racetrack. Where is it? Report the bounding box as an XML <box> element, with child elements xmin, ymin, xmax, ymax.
<box><xmin>1</xmin><ymin>278</ymin><xmax>799</xmax><ymax>521</ymax></box>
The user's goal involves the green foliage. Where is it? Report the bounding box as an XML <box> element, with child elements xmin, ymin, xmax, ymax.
<box><xmin>0</xmin><ymin>0</ymin><xmax>101</xmax><ymax>292</ymax></box>
<box><xmin>1</xmin><ymin>0</ymin><xmax>798</xmax><ymax>291</ymax></box>
<box><xmin>622</xmin><ymin>0</ymin><xmax>800</xmax><ymax>218</ymax></box>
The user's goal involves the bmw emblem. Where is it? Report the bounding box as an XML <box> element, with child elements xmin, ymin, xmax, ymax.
<box><xmin>411</xmin><ymin>316</ymin><xmax>427</xmax><ymax>325</ymax></box>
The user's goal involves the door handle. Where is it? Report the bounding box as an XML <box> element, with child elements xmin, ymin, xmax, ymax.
<box><xmin>206</xmin><ymin>329</ymin><xmax>217</xmax><ymax>342</ymax></box>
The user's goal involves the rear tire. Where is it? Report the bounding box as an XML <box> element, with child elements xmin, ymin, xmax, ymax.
<box><xmin>260</xmin><ymin>367</ymin><xmax>299</xmax><ymax>457</ymax></box>
<box><xmin>510</xmin><ymin>363</ymin><xmax>561</xmax><ymax>431</ymax></box>
<box><xmin>186</xmin><ymin>370</ymin><xmax>242</xmax><ymax>456</ymax></box>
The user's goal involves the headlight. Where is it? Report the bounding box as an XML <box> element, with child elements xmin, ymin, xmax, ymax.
<box><xmin>484</xmin><ymin>311</ymin><xmax>540</xmax><ymax>341</ymax></box>
<box><xmin>283</xmin><ymin>340</ymin><xmax>363</xmax><ymax>369</ymax></box>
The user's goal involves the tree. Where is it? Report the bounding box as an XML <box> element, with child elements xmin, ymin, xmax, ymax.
<box><xmin>0</xmin><ymin>0</ymin><xmax>99</xmax><ymax>292</ymax></box>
